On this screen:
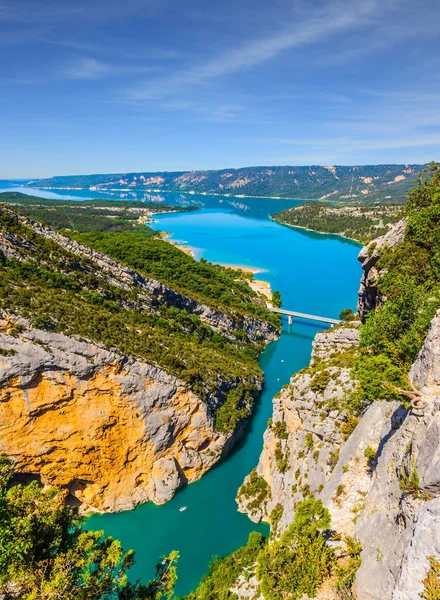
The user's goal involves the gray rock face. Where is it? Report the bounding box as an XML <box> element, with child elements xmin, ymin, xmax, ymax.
<box><xmin>392</xmin><ymin>499</ymin><xmax>440</xmax><ymax>600</ymax></box>
<box><xmin>357</xmin><ymin>219</ymin><xmax>406</xmax><ymax>320</ymax></box>
<box><xmin>237</xmin><ymin>325</ymin><xmax>360</xmax><ymax>533</ymax></box>
<box><xmin>352</xmin><ymin>314</ymin><xmax>440</xmax><ymax>599</ymax></box>
<box><xmin>411</xmin><ymin>309</ymin><xmax>440</xmax><ymax>389</ymax></box>
<box><xmin>312</xmin><ymin>326</ymin><xmax>360</xmax><ymax>361</ymax></box>
<box><xmin>237</xmin><ymin>310</ymin><xmax>440</xmax><ymax>600</ymax></box>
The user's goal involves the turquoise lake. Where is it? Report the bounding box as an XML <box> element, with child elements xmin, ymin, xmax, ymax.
<box><xmin>2</xmin><ymin>183</ymin><xmax>361</xmax><ymax>596</ymax></box>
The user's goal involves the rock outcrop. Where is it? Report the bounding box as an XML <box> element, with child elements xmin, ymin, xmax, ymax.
<box><xmin>237</xmin><ymin>325</ymin><xmax>360</xmax><ymax>532</ymax></box>
<box><xmin>357</xmin><ymin>218</ymin><xmax>406</xmax><ymax>320</ymax></box>
<box><xmin>353</xmin><ymin>310</ymin><xmax>440</xmax><ymax>600</ymax></box>
<box><xmin>0</xmin><ymin>314</ymin><xmax>229</xmax><ymax>513</ymax></box>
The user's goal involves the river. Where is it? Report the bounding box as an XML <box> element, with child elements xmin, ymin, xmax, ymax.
<box><xmin>0</xmin><ymin>183</ymin><xmax>361</xmax><ymax>596</ymax></box>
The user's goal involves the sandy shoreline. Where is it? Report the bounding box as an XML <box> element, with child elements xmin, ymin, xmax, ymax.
<box><xmin>160</xmin><ymin>232</ymin><xmax>196</xmax><ymax>258</ymax></box>
<box><xmin>160</xmin><ymin>237</ymin><xmax>272</xmax><ymax>302</ymax></box>
<box><xmin>218</xmin><ymin>263</ymin><xmax>272</xmax><ymax>302</ymax></box>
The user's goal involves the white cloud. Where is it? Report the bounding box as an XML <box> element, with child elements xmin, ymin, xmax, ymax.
<box><xmin>59</xmin><ymin>57</ymin><xmax>157</xmax><ymax>80</ymax></box>
<box><xmin>130</xmin><ymin>0</ymin><xmax>380</xmax><ymax>99</ymax></box>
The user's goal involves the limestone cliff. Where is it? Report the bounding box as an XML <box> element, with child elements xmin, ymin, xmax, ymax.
<box><xmin>234</xmin><ymin>219</ymin><xmax>440</xmax><ymax>599</ymax></box>
<box><xmin>237</xmin><ymin>325</ymin><xmax>360</xmax><ymax>532</ymax></box>
<box><xmin>0</xmin><ymin>313</ymin><xmax>228</xmax><ymax>513</ymax></box>
<box><xmin>357</xmin><ymin>218</ymin><xmax>405</xmax><ymax>320</ymax></box>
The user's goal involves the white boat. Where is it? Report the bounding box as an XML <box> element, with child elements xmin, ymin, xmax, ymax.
<box><xmin>179</xmin><ymin>506</ymin><xmax>187</xmax><ymax>512</ymax></box>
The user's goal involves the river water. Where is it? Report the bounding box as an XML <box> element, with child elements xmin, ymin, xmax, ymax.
<box><xmin>1</xmin><ymin>183</ymin><xmax>361</xmax><ymax>596</ymax></box>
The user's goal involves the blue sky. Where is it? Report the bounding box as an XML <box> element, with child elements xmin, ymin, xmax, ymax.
<box><xmin>1</xmin><ymin>0</ymin><xmax>440</xmax><ymax>177</ymax></box>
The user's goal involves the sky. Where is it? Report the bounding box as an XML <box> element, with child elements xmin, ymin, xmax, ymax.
<box><xmin>1</xmin><ymin>0</ymin><xmax>440</xmax><ymax>178</ymax></box>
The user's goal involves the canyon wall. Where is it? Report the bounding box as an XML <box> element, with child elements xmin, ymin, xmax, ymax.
<box><xmin>235</xmin><ymin>221</ymin><xmax>440</xmax><ymax>599</ymax></box>
<box><xmin>0</xmin><ymin>313</ymin><xmax>229</xmax><ymax>513</ymax></box>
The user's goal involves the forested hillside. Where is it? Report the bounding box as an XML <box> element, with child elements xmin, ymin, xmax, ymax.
<box><xmin>29</xmin><ymin>164</ymin><xmax>423</xmax><ymax>203</ymax></box>
<box><xmin>272</xmin><ymin>201</ymin><xmax>402</xmax><ymax>243</ymax></box>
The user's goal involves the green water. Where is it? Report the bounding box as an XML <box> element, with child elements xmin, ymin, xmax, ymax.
<box><xmin>2</xmin><ymin>183</ymin><xmax>361</xmax><ymax>596</ymax></box>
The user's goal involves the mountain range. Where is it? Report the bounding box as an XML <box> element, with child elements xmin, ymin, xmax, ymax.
<box><xmin>28</xmin><ymin>164</ymin><xmax>425</xmax><ymax>204</ymax></box>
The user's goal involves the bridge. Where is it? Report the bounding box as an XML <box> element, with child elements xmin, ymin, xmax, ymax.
<box><xmin>269</xmin><ymin>307</ymin><xmax>341</xmax><ymax>326</ymax></box>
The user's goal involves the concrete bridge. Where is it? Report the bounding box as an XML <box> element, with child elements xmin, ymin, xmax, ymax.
<box><xmin>269</xmin><ymin>307</ymin><xmax>341</xmax><ymax>326</ymax></box>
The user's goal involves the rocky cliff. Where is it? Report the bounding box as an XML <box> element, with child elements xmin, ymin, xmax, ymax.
<box><xmin>0</xmin><ymin>312</ymin><xmax>228</xmax><ymax>513</ymax></box>
<box><xmin>0</xmin><ymin>207</ymin><xmax>278</xmax><ymax>513</ymax></box>
<box><xmin>235</xmin><ymin>218</ymin><xmax>440</xmax><ymax>600</ymax></box>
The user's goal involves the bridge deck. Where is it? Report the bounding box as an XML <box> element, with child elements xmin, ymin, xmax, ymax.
<box><xmin>269</xmin><ymin>307</ymin><xmax>341</xmax><ymax>326</ymax></box>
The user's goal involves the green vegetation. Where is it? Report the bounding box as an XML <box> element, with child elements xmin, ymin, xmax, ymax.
<box><xmin>305</xmin><ymin>433</ymin><xmax>314</xmax><ymax>450</ymax></box>
<box><xmin>0</xmin><ymin>191</ymin><xmax>195</xmax><ymax>233</ymax></box>
<box><xmin>310</xmin><ymin>370</ymin><xmax>331</xmax><ymax>393</ymax></box>
<box><xmin>0</xmin><ymin>205</ymin><xmax>278</xmax><ymax>430</ymax></box>
<box><xmin>187</xmin><ymin>499</ymin><xmax>334</xmax><ymax>600</ymax></box>
<box><xmin>0</xmin><ymin>193</ymin><xmax>278</xmax><ymax>326</ymax></box>
<box><xmin>355</xmin><ymin>163</ymin><xmax>440</xmax><ymax>405</ymax></box>
<box><xmin>257</xmin><ymin>499</ymin><xmax>334</xmax><ymax>600</ymax></box>
<box><xmin>422</xmin><ymin>557</ymin><xmax>440</xmax><ymax>600</ymax></box>
<box><xmin>301</xmin><ymin>164</ymin><xmax>440</xmax><ymax>423</ymax></box>
<box><xmin>364</xmin><ymin>446</ymin><xmax>377</xmax><ymax>467</ymax></box>
<box><xmin>185</xmin><ymin>532</ymin><xmax>266</xmax><ymax>600</ymax></box>
<box><xmin>272</xmin><ymin>202</ymin><xmax>402</xmax><ymax>243</ymax></box>
<box><xmin>269</xmin><ymin>504</ymin><xmax>284</xmax><ymax>536</ymax></box>
<box><xmin>339</xmin><ymin>308</ymin><xmax>356</xmax><ymax>322</ymax></box>
<box><xmin>71</xmin><ymin>230</ymin><xmax>278</xmax><ymax>325</ymax></box>
<box><xmin>0</xmin><ymin>457</ymin><xmax>177</xmax><ymax>600</ymax></box>
<box><xmin>274</xmin><ymin>442</ymin><xmax>290</xmax><ymax>474</ymax></box>
<box><xmin>237</xmin><ymin>469</ymin><xmax>270</xmax><ymax>513</ymax></box>
<box><xmin>336</xmin><ymin>537</ymin><xmax>362</xmax><ymax>596</ymax></box>
<box><xmin>273</xmin><ymin>420</ymin><xmax>288</xmax><ymax>440</ymax></box>
<box><xmin>399</xmin><ymin>457</ymin><xmax>422</xmax><ymax>497</ymax></box>
<box><xmin>271</xmin><ymin>290</ymin><xmax>281</xmax><ymax>308</ymax></box>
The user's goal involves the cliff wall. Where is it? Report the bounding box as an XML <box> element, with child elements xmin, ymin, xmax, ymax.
<box><xmin>235</xmin><ymin>220</ymin><xmax>440</xmax><ymax>599</ymax></box>
<box><xmin>0</xmin><ymin>313</ymin><xmax>228</xmax><ymax>513</ymax></box>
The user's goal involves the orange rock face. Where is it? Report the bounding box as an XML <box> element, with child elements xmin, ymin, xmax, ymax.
<box><xmin>0</xmin><ymin>319</ymin><xmax>226</xmax><ymax>513</ymax></box>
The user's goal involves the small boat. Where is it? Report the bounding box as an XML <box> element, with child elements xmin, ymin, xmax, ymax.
<box><xmin>179</xmin><ymin>506</ymin><xmax>187</xmax><ymax>512</ymax></box>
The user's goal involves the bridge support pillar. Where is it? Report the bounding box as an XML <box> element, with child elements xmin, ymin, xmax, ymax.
<box><xmin>288</xmin><ymin>315</ymin><xmax>293</xmax><ymax>325</ymax></box>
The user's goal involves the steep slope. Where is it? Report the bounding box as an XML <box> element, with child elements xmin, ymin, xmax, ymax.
<box><xmin>28</xmin><ymin>164</ymin><xmax>424</xmax><ymax>203</ymax></box>
<box><xmin>0</xmin><ymin>313</ymin><xmax>227</xmax><ymax>513</ymax></box>
<box><xmin>188</xmin><ymin>164</ymin><xmax>440</xmax><ymax>600</ymax></box>
<box><xmin>0</xmin><ymin>205</ymin><xmax>278</xmax><ymax>512</ymax></box>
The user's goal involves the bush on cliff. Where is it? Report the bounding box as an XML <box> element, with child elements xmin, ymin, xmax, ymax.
<box><xmin>185</xmin><ymin>532</ymin><xmax>266</xmax><ymax>600</ymax></box>
<box><xmin>0</xmin><ymin>457</ymin><xmax>177</xmax><ymax>600</ymax></box>
<box><xmin>354</xmin><ymin>163</ymin><xmax>440</xmax><ymax>407</ymax></box>
<box><xmin>256</xmin><ymin>499</ymin><xmax>334</xmax><ymax>600</ymax></box>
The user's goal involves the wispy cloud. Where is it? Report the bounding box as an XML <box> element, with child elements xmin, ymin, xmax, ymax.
<box><xmin>130</xmin><ymin>0</ymin><xmax>380</xmax><ymax>99</ymax></box>
<box><xmin>271</xmin><ymin>133</ymin><xmax>440</xmax><ymax>151</ymax></box>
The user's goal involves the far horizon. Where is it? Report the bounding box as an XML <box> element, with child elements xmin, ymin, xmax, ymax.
<box><xmin>0</xmin><ymin>161</ymin><xmax>429</xmax><ymax>183</ymax></box>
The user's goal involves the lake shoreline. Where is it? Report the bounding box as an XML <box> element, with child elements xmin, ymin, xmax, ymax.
<box><xmin>270</xmin><ymin>216</ymin><xmax>363</xmax><ymax>245</ymax></box>
<box><xmin>31</xmin><ymin>185</ymin><xmax>317</xmax><ymax>203</ymax></box>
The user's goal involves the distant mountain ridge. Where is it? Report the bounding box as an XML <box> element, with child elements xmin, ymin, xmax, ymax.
<box><xmin>28</xmin><ymin>164</ymin><xmax>425</xmax><ymax>204</ymax></box>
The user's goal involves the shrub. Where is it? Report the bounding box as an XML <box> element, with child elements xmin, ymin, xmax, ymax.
<box><xmin>238</xmin><ymin>469</ymin><xmax>270</xmax><ymax>513</ymax></box>
<box><xmin>422</xmin><ymin>556</ymin><xmax>440</xmax><ymax>600</ymax></box>
<box><xmin>310</xmin><ymin>370</ymin><xmax>331</xmax><ymax>393</ymax></box>
<box><xmin>257</xmin><ymin>499</ymin><xmax>334</xmax><ymax>600</ymax></box>
<box><xmin>273</xmin><ymin>420</ymin><xmax>288</xmax><ymax>440</ymax></box>
<box><xmin>0</xmin><ymin>456</ymin><xmax>176</xmax><ymax>599</ymax></box>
